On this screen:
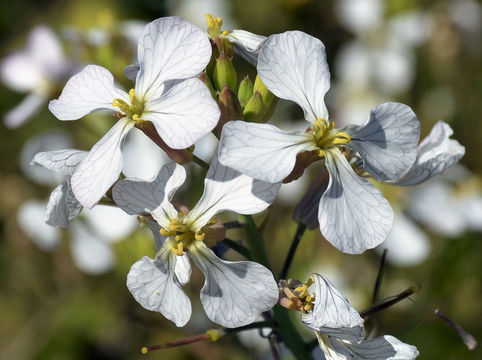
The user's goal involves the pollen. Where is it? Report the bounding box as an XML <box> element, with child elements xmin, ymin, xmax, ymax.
<box><xmin>160</xmin><ymin>217</ymin><xmax>208</xmax><ymax>256</ymax></box>
<box><xmin>310</xmin><ymin>118</ymin><xmax>351</xmax><ymax>158</ymax></box>
<box><xmin>206</xmin><ymin>13</ymin><xmax>223</xmax><ymax>39</ymax></box>
<box><xmin>112</xmin><ymin>88</ymin><xmax>144</xmax><ymax>122</ymax></box>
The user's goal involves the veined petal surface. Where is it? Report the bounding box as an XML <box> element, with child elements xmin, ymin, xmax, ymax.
<box><xmin>175</xmin><ymin>254</ymin><xmax>192</xmax><ymax>286</ymax></box>
<box><xmin>142</xmin><ymin>78</ymin><xmax>219</xmax><ymax>149</ymax></box>
<box><xmin>113</xmin><ymin>162</ymin><xmax>186</xmax><ymax>225</ymax></box>
<box><xmin>258</xmin><ymin>31</ymin><xmax>330</xmax><ymax>123</ymax></box>
<box><xmin>190</xmin><ymin>242</ymin><xmax>278</xmax><ymax>328</ymax></box>
<box><xmin>346</xmin><ymin>335</ymin><xmax>419</xmax><ymax>360</ymax></box>
<box><xmin>49</xmin><ymin>65</ymin><xmax>128</xmax><ymax>120</ymax></box>
<box><xmin>218</xmin><ymin>121</ymin><xmax>315</xmax><ymax>183</ymax></box>
<box><xmin>187</xmin><ymin>154</ymin><xmax>280</xmax><ymax>231</ymax></box>
<box><xmin>127</xmin><ymin>244</ymin><xmax>191</xmax><ymax>327</ymax></box>
<box><xmin>344</xmin><ymin>102</ymin><xmax>420</xmax><ymax>182</ymax></box>
<box><xmin>224</xmin><ymin>30</ymin><xmax>267</xmax><ymax>66</ymax></box>
<box><xmin>32</xmin><ymin>149</ymin><xmax>88</xmax><ymax>176</ymax></box>
<box><xmin>319</xmin><ymin>149</ymin><xmax>393</xmax><ymax>254</ymax></box>
<box><xmin>46</xmin><ymin>180</ymin><xmax>82</xmax><ymax>228</ymax></box>
<box><xmin>135</xmin><ymin>16</ymin><xmax>211</xmax><ymax>99</ymax></box>
<box><xmin>395</xmin><ymin>121</ymin><xmax>465</xmax><ymax>186</ymax></box>
<box><xmin>302</xmin><ymin>273</ymin><xmax>364</xmax><ymax>343</ymax></box>
<box><xmin>71</xmin><ymin>118</ymin><xmax>134</xmax><ymax>209</ymax></box>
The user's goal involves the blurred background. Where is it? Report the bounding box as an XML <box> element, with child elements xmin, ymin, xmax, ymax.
<box><xmin>0</xmin><ymin>0</ymin><xmax>481</xmax><ymax>359</ymax></box>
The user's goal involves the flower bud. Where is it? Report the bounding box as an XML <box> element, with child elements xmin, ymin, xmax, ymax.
<box><xmin>205</xmin><ymin>14</ymin><xmax>223</xmax><ymax>39</ymax></box>
<box><xmin>213</xmin><ymin>52</ymin><xmax>237</xmax><ymax>93</ymax></box>
<box><xmin>216</xmin><ymin>85</ymin><xmax>243</xmax><ymax>136</ymax></box>
<box><xmin>237</xmin><ymin>75</ymin><xmax>254</xmax><ymax>108</ymax></box>
<box><xmin>199</xmin><ymin>72</ymin><xmax>217</xmax><ymax>99</ymax></box>
<box><xmin>243</xmin><ymin>91</ymin><xmax>265</xmax><ymax>123</ymax></box>
<box><xmin>253</xmin><ymin>75</ymin><xmax>278</xmax><ymax>122</ymax></box>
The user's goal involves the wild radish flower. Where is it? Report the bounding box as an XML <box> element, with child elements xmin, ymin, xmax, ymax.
<box><xmin>31</xmin><ymin>149</ymin><xmax>87</xmax><ymax>228</ymax></box>
<box><xmin>112</xmin><ymin>158</ymin><xmax>280</xmax><ymax>328</ymax></box>
<box><xmin>218</xmin><ymin>31</ymin><xmax>421</xmax><ymax>254</ymax></box>
<box><xmin>49</xmin><ymin>16</ymin><xmax>220</xmax><ymax>209</ymax></box>
<box><xmin>281</xmin><ymin>273</ymin><xmax>419</xmax><ymax>359</ymax></box>
<box><xmin>1</xmin><ymin>25</ymin><xmax>73</xmax><ymax>128</ymax></box>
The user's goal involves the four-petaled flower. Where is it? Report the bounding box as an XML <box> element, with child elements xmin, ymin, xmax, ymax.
<box><xmin>280</xmin><ymin>273</ymin><xmax>419</xmax><ymax>359</ymax></box>
<box><xmin>218</xmin><ymin>31</ymin><xmax>421</xmax><ymax>254</ymax></box>
<box><xmin>49</xmin><ymin>16</ymin><xmax>220</xmax><ymax>209</ymax></box>
<box><xmin>112</xmin><ymin>157</ymin><xmax>280</xmax><ymax>328</ymax></box>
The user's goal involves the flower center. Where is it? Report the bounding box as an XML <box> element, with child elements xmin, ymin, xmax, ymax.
<box><xmin>159</xmin><ymin>216</ymin><xmax>206</xmax><ymax>256</ymax></box>
<box><xmin>310</xmin><ymin>118</ymin><xmax>351</xmax><ymax>158</ymax></box>
<box><xmin>113</xmin><ymin>89</ymin><xmax>145</xmax><ymax>121</ymax></box>
<box><xmin>280</xmin><ymin>278</ymin><xmax>316</xmax><ymax>313</ymax></box>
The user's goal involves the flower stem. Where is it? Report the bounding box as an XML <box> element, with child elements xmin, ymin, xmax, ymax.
<box><xmin>223</xmin><ymin>238</ymin><xmax>252</xmax><ymax>260</ymax></box>
<box><xmin>279</xmin><ymin>223</ymin><xmax>307</xmax><ymax>280</ymax></box>
<box><xmin>192</xmin><ymin>154</ymin><xmax>209</xmax><ymax>169</ymax></box>
<box><xmin>241</xmin><ymin>215</ymin><xmax>314</xmax><ymax>360</ymax></box>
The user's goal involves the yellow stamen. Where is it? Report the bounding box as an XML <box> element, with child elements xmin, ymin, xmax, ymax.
<box><xmin>206</xmin><ymin>13</ymin><xmax>223</xmax><ymax>39</ymax></box>
<box><xmin>129</xmin><ymin>88</ymin><xmax>135</xmax><ymax>102</ymax></box>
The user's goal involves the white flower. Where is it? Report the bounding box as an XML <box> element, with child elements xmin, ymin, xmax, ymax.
<box><xmin>49</xmin><ymin>16</ymin><xmax>220</xmax><ymax>209</ymax></box>
<box><xmin>1</xmin><ymin>25</ymin><xmax>73</xmax><ymax>128</ymax></box>
<box><xmin>295</xmin><ymin>273</ymin><xmax>419</xmax><ymax>359</ymax></box>
<box><xmin>218</xmin><ymin>31</ymin><xmax>421</xmax><ymax>254</ymax></box>
<box><xmin>112</xmin><ymin>158</ymin><xmax>280</xmax><ymax>328</ymax></box>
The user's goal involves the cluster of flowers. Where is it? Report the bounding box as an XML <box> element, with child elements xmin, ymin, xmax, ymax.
<box><xmin>30</xmin><ymin>15</ymin><xmax>464</xmax><ymax>359</ymax></box>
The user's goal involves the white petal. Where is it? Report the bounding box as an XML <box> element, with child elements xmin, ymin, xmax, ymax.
<box><xmin>218</xmin><ymin>120</ymin><xmax>315</xmax><ymax>183</ymax></box>
<box><xmin>124</xmin><ymin>63</ymin><xmax>139</xmax><ymax>81</ymax></box>
<box><xmin>319</xmin><ymin>149</ymin><xmax>393</xmax><ymax>254</ymax></box>
<box><xmin>135</xmin><ymin>16</ymin><xmax>211</xmax><ymax>99</ymax></box>
<box><xmin>344</xmin><ymin>102</ymin><xmax>420</xmax><ymax>182</ymax></box>
<box><xmin>113</xmin><ymin>162</ymin><xmax>186</xmax><ymax>227</ymax></box>
<box><xmin>31</xmin><ymin>149</ymin><xmax>88</xmax><ymax>176</ymax></box>
<box><xmin>190</xmin><ymin>242</ymin><xmax>278</xmax><ymax>328</ymax></box>
<box><xmin>84</xmin><ymin>205</ymin><xmax>137</xmax><ymax>243</ymax></box>
<box><xmin>258</xmin><ymin>31</ymin><xmax>330</xmax><ymax>123</ymax></box>
<box><xmin>48</xmin><ymin>65</ymin><xmax>127</xmax><ymax>120</ymax></box>
<box><xmin>175</xmin><ymin>254</ymin><xmax>192</xmax><ymax>286</ymax></box>
<box><xmin>71</xmin><ymin>118</ymin><xmax>134</xmax><ymax>209</ymax></box>
<box><xmin>187</xmin><ymin>154</ymin><xmax>281</xmax><ymax>231</ymax></box>
<box><xmin>346</xmin><ymin>335</ymin><xmax>419</xmax><ymax>360</ymax></box>
<box><xmin>18</xmin><ymin>200</ymin><xmax>60</xmax><ymax>251</ymax></box>
<box><xmin>395</xmin><ymin>121</ymin><xmax>465</xmax><ymax>186</ymax></box>
<box><xmin>70</xmin><ymin>224</ymin><xmax>114</xmax><ymax>275</ymax></box>
<box><xmin>142</xmin><ymin>78</ymin><xmax>219</xmax><ymax>149</ymax></box>
<box><xmin>127</xmin><ymin>246</ymin><xmax>192</xmax><ymax>327</ymax></box>
<box><xmin>315</xmin><ymin>332</ymin><xmax>349</xmax><ymax>360</ymax></box>
<box><xmin>302</xmin><ymin>273</ymin><xmax>364</xmax><ymax>343</ymax></box>
<box><xmin>1</xmin><ymin>52</ymin><xmax>44</xmax><ymax>92</ymax></box>
<box><xmin>4</xmin><ymin>93</ymin><xmax>45</xmax><ymax>128</ymax></box>
<box><xmin>46</xmin><ymin>180</ymin><xmax>82</xmax><ymax>228</ymax></box>
<box><xmin>224</xmin><ymin>30</ymin><xmax>267</xmax><ymax>66</ymax></box>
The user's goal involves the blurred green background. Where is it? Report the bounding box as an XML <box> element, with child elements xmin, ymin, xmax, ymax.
<box><xmin>0</xmin><ymin>0</ymin><xmax>480</xmax><ymax>359</ymax></box>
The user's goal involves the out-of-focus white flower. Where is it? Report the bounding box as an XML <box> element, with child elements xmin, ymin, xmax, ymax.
<box><xmin>285</xmin><ymin>273</ymin><xmax>419</xmax><ymax>359</ymax></box>
<box><xmin>20</xmin><ymin>131</ymin><xmax>73</xmax><ymax>186</ymax></box>
<box><xmin>219</xmin><ymin>31</ymin><xmax>421</xmax><ymax>254</ymax></box>
<box><xmin>380</xmin><ymin>212</ymin><xmax>430</xmax><ymax>267</ymax></box>
<box><xmin>335</xmin><ymin>0</ymin><xmax>383</xmax><ymax>34</ymax></box>
<box><xmin>112</xmin><ymin>159</ymin><xmax>280</xmax><ymax>327</ymax></box>
<box><xmin>1</xmin><ymin>26</ymin><xmax>73</xmax><ymax>128</ymax></box>
<box><xmin>49</xmin><ymin>16</ymin><xmax>219</xmax><ymax>209</ymax></box>
<box><xmin>18</xmin><ymin>200</ymin><xmax>60</xmax><ymax>251</ymax></box>
<box><xmin>448</xmin><ymin>0</ymin><xmax>481</xmax><ymax>34</ymax></box>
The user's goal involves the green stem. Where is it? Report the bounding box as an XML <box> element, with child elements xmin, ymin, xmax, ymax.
<box><xmin>192</xmin><ymin>154</ymin><xmax>209</xmax><ymax>169</ymax></box>
<box><xmin>223</xmin><ymin>238</ymin><xmax>252</xmax><ymax>260</ymax></box>
<box><xmin>279</xmin><ymin>223</ymin><xmax>307</xmax><ymax>280</ymax></box>
<box><xmin>241</xmin><ymin>215</ymin><xmax>314</xmax><ymax>360</ymax></box>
